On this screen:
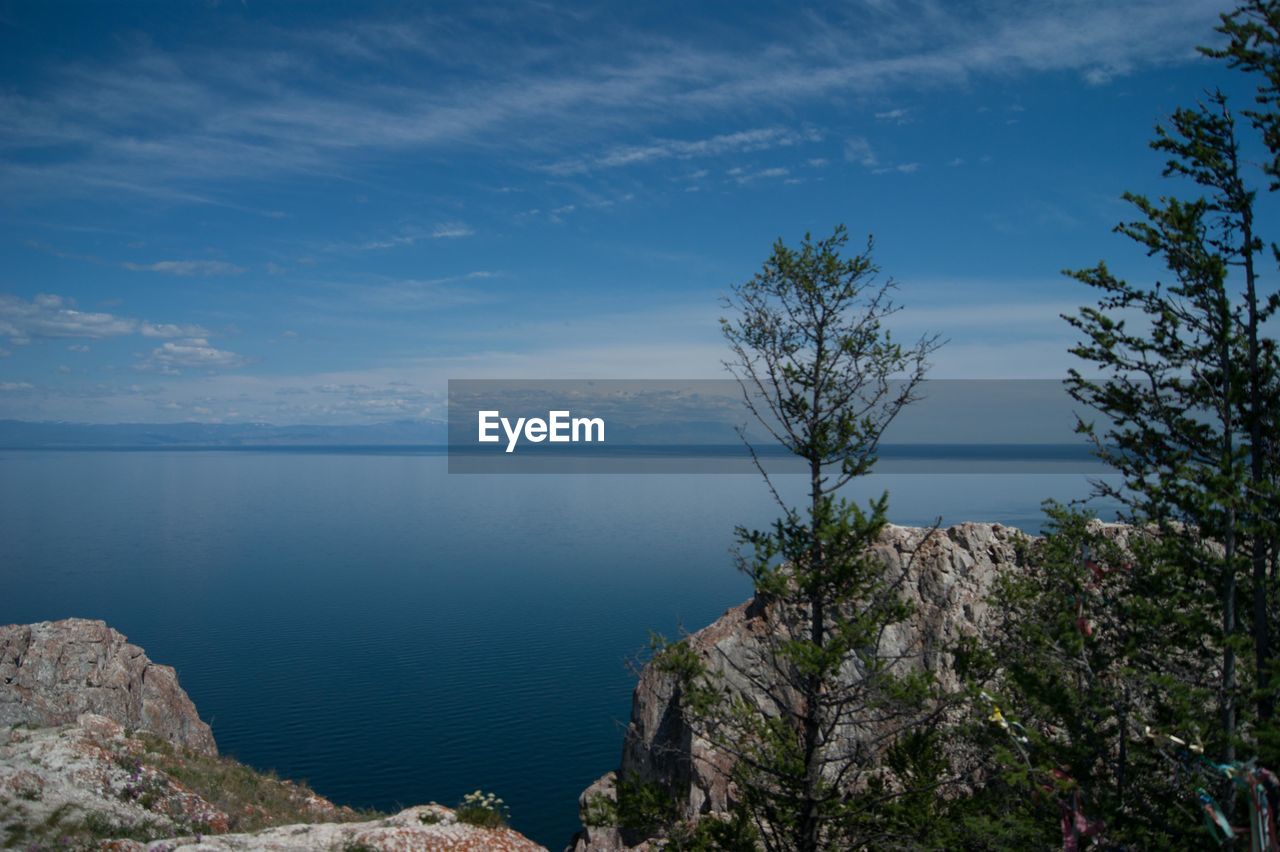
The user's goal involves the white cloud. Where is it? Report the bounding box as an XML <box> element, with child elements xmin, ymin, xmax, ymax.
<box><xmin>139</xmin><ymin>322</ymin><xmax>203</xmax><ymax>338</ymax></box>
<box><xmin>308</xmin><ymin>270</ymin><xmax>498</xmax><ymax>310</ymax></box>
<box><xmin>875</xmin><ymin>107</ymin><xmax>910</xmax><ymax>123</ymax></box>
<box><xmin>845</xmin><ymin>136</ymin><xmax>920</xmax><ymax>174</ymax></box>
<box><xmin>354</xmin><ymin>222</ymin><xmax>475</xmax><ymax>250</ymax></box>
<box><xmin>545</xmin><ymin>127</ymin><xmax>822</xmax><ymax>175</ymax></box>
<box><xmin>0</xmin><ymin>382</ymin><xmax>34</xmax><ymax>391</ymax></box>
<box><xmin>431</xmin><ymin>222</ymin><xmax>474</xmax><ymax>239</ymax></box>
<box><xmin>0</xmin><ymin>1</ymin><xmax>1224</xmax><ymax>200</ymax></box>
<box><xmin>872</xmin><ymin>162</ymin><xmax>921</xmax><ymax>174</ymax></box>
<box><xmin>844</xmin><ymin>137</ymin><xmax>878</xmax><ymax>167</ymax></box>
<box><xmin>0</xmin><ymin>293</ymin><xmax>207</xmax><ymax>342</ymax></box>
<box><xmin>1083</xmin><ymin>67</ymin><xmax>1118</xmax><ymax>86</ymax></box>
<box><xmin>143</xmin><ymin>337</ymin><xmax>249</xmax><ymax>374</ymax></box>
<box><xmin>121</xmin><ymin>260</ymin><xmax>245</xmax><ymax>276</ymax></box>
<box><xmin>730</xmin><ymin>166</ymin><xmax>790</xmax><ymax>184</ymax></box>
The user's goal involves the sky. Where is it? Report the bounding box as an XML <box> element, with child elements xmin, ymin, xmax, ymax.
<box><xmin>0</xmin><ymin>0</ymin><xmax>1263</xmax><ymax>424</ymax></box>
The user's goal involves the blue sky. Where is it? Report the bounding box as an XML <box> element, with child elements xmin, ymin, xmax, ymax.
<box><xmin>0</xmin><ymin>0</ymin><xmax>1259</xmax><ymax>424</ymax></box>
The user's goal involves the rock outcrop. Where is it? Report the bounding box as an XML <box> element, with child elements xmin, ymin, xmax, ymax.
<box><xmin>0</xmin><ymin>619</ymin><xmax>548</xmax><ymax>851</ymax></box>
<box><xmin>571</xmin><ymin>522</ymin><xmax>1033</xmax><ymax>850</ymax></box>
<box><xmin>143</xmin><ymin>806</ymin><xmax>546</xmax><ymax>850</ymax></box>
<box><xmin>0</xmin><ymin>714</ymin><xmax>545</xmax><ymax>850</ymax></box>
<box><xmin>0</xmin><ymin>619</ymin><xmax>216</xmax><ymax>756</ymax></box>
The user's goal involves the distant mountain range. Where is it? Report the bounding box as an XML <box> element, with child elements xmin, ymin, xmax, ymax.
<box><xmin>0</xmin><ymin>417</ymin><xmax>757</xmax><ymax>448</ymax></box>
<box><xmin>0</xmin><ymin>419</ymin><xmax>448</xmax><ymax>447</ymax></box>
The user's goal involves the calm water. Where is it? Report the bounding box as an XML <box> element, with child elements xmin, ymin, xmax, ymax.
<box><xmin>0</xmin><ymin>450</ymin><xmax>1118</xmax><ymax>846</ymax></box>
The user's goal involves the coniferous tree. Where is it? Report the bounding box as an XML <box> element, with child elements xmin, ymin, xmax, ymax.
<box><xmin>961</xmin><ymin>8</ymin><xmax>1280</xmax><ymax>847</ymax></box>
<box><xmin>651</xmin><ymin>226</ymin><xmax>944</xmax><ymax>851</ymax></box>
<box><xmin>1061</xmin><ymin>81</ymin><xmax>1280</xmax><ymax>770</ymax></box>
<box><xmin>957</xmin><ymin>506</ymin><xmax>1215</xmax><ymax>848</ymax></box>
<box><xmin>1200</xmin><ymin>0</ymin><xmax>1280</xmax><ymax>740</ymax></box>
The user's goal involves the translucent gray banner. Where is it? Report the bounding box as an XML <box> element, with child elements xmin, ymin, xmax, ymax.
<box><xmin>446</xmin><ymin>379</ymin><xmax>1113</xmax><ymax>474</ymax></box>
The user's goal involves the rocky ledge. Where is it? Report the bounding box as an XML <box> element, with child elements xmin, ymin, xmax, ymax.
<box><xmin>570</xmin><ymin>521</ymin><xmax>1038</xmax><ymax>851</ymax></box>
<box><xmin>0</xmin><ymin>619</ymin><xmax>216</xmax><ymax>756</ymax></box>
<box><xmin>0</xmin><ymin>619</ymin><xmax>546</xmax><ymax>851</ymax></box>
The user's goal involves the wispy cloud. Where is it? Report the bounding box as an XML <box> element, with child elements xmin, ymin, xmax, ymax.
<box><xmin>142</xmin><ymin>338</ymin><xmax>248</xmax><ymax>374</ymax></box>
<box><xmin>846</xmin><ymin>136</ymin><xmax>918</xmax><ymax>175</ymax></box>
<box><xmin>728</xmin><ymin>166</ymin><xmax>791</xmax><ymax>184</ymax></box>
<box><xmin>26</xmin><ymin>241</ymin><xmax>245</xmax><ymax>277</ymax></box>
<box><xmin>300</xmin><ymin>270</ymin><xmax>500</xmax><ymax>311</ymax></box>
<box><xmin>121</xmin><ymin>260</ymin><xmax>245</xmax><ymax>276</ymax></box>
<box><xmin>844</xmin><ymin>136</ymin><xmax>879</xmax><ymax>167</ymax></box>
<box><xmin>872</xmin><ymin>162</ymin><xmax>921</xmax><ymax>175</ymax></box>
<box><xmin>545</xmin><ymin>127</ymin><xmax>821</xmax><ymax>175</ymax></box>
<box><xmin>350</xmin><ymin>222</ymin><xmax>476</xmax><ymax>251</ymax></box>
<box><xmin>0</xmin><ymin>294</ymin><xmax>207</xmax><ymax>343</ymax></box>
<box><xmin>0</xmin><ymin>1</ymin><xmax>1220</xmax><ymax>199</ymax></box>
<box><xmin>431</xmin><ymin>222</ymin><xmax>474</xmax><ymax>239</ymax></box>
<box><xmin>875</xmin><ymin>107</ymin><xmax>911</xmax><ymax>124</ymax></box>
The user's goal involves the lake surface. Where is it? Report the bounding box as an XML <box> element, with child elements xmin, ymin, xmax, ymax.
<box><xmin>0</xmin><ymin>449</ymin><xmax>1119</xmax><ymax>846</ymax></box>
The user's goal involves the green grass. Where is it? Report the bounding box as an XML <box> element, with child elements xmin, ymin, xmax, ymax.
<box><xmin>0</xmin><ymin>730</ymin><xmax>383</xmax><ymax>849</ymax></box>
<box><xmin>2</xmin><ymin>802</ymin><xmax>170</xmax><ymax>850</ymax></box>
<box><xmin>131</xmin><ymin>733</ymin><xmax>381</xmax><ymax>833</ymax></box>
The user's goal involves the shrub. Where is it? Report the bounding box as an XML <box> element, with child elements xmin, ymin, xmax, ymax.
<box><xmin>455</xmin><ymin>790</ymin><xmax>508</xmax><ymax>829</ymax></box>
<box><xmin>615</xmin><ymin>774</ymin><xmax>678</xmax><ymax>836</ymax></box>
<box><xmin>581</xmin><ymin>791</ymin><xmax>618</xmax><ymax>827</ymax></box>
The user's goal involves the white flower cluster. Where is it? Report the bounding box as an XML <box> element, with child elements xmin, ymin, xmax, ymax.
<box><xmin>461</xmin><ymin>790</ymin><xmax>506</xmax><ymax>813</ymax></box>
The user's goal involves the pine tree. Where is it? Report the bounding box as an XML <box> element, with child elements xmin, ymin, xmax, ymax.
<box><xmin>653</xmin><ymin>226</ymin><xmax>944</xmax><ymax>851</ymax></box>
<box><xmin>1200</xmin><ymin>0</ymin><xmax>1280</xmax><ymax>743</ymax></box>
<box><xmin>1063</xmin><ymin>88</ymin><xmax>1266</xmax><ymax>766</ymax></box>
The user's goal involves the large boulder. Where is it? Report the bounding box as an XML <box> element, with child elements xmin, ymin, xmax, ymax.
<box><xmin>0</xmin><ymin>618</ymin><xmax>216</xmax><ymax>755</ymax></box>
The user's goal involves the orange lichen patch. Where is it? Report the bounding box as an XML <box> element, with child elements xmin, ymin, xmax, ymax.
<box><xmin>2</xmin><ymin>768</ymin><xmax>45</xmax><ymax>799</ymax></box>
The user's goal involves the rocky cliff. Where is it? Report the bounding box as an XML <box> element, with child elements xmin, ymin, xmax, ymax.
<box><xmin>0</xmin><ymin>618</ymin><xmax>546</xmax><ymax>851</ymax></box>
<box><xmin>571</xmin><ymin>522</ymin><xmax>1032</xmax><ymax>851</ymax></box>
<box><xmin>0</xmin><ymin>619</ymin><xmax>216</xmax><ymax>756</ymax></box>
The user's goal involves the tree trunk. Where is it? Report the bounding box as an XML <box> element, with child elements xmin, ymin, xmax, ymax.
<box><xmin>1242</xmin><ymin>199</ymin><xmax>1273</xmax><ymax>722</ymax></box>
<box><xmin>797</xmin><ymin>334</ymin><xmax>826</xmax><ymax>852</ymax></box>
<box><xmin>1222</xmin><ymin>323</ymin><xmax>1238</xmax><ymax>767</ymax></box>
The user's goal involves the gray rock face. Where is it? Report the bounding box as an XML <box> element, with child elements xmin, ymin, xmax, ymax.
<box><xmin>0</xmin><ymin>618</ymin><xmax>216</xmax><ymax>755</ymax></box>
<box><xmin>144</xmin><ymin>806</ymin><xmax>550</xmax><ymax>851</ymax></box>
<box><xmin>0</xmin><ymin>713</ymin><xmax>547</xmax><ymax>851</ymax></box>
<box><xmin>571</xmin><ymin>522</ymin><xmax>1031</xmax><ymax>850</ymax></box>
